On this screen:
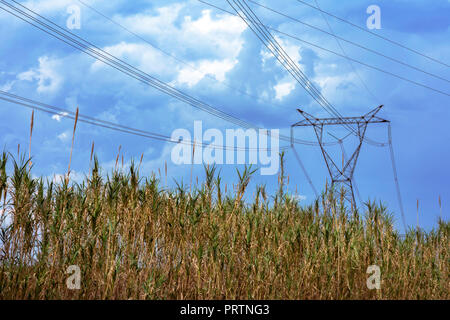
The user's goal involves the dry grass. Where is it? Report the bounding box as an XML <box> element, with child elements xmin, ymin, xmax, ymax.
<box><xmin>0</xmin><ymin>152</ymin><xmax>448</xmax><ymax>300</ymax></box>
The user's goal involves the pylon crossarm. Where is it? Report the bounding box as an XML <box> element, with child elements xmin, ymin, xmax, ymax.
<box><xmin>292</xmin><ymin>118</ymin><xmax>388</xmax><ymax>127</ymax></box>
<box><xmin>363</xmin><ymin>105</ymin><xmax>384</xmax><ymax>119</ymax></box>
<box><xmin>294</xmin><ymin>106</ymin><xmax>388</xmax><ymax>127</ymax></box>
<box><xmin>292</xmin><ymin>120</ymin><xmax>308</xmax><ymax>127</ymax></box>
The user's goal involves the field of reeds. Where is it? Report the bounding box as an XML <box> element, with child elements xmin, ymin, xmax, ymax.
<box><xmin>0</xmin><ymin>150</ymin><xmax>448</xmax><ymax>300</ymax></box>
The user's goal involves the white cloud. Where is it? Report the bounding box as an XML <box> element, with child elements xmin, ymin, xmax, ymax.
<box><xmin>0</xmin><ymin>81</ymin><xmax>15</xmax><ymax>91</ymax></box>
<box><xmin>57</xmin><ymin>131</ymin><xmax>70</xmax><ymax>142</ymax></box>
<box><xmin>176</xmin><ymin>59</ymin><xmax>237</xmax><ymax>87</ymax></box>
<box><xmin>90</xmin><ymin>42</ymin><xmax>173</xmax><ymax>76</ymax></box>
<box><xmin>313</xmin><ymin>73</ymin><xmax>358</xmax><ymax>102</ymax></box>
<box><xmin>275</xmin><ymin>36</ymin><xmax>302</xmax><ymax>65</ymax></box>
<box><xmin>261</xmin><ymin>36</ymin><xmax>304</xmax><ymax>100</ymax></box>
<box><xmin>91</xmin><ymin>7</ymin><xmax>247</xmax><ymax>89</ymax></box>
<box><xmin>117</xmin><ymin>6</ymin><xmax>247</xmax><ymax>63</ymax></box>
<box><xmin>274</xmin><ymin>81</ymin><xmax>296</xmax><ymax>101</ymax></box>
<box><xmin>17</xmin><ymin>56</ymin><xmax>63</xmax><ymax>94</ymax></box>
<box><xmin>139</xmin><ymin>144</ymin><xmax>173</xmax><ymax>174</ymax></box>
<box><xmin>260</xmin><ymin>49</ymin><xmax>273</xmax><ymax>68</ymax></box>
<box><xmin>261</xmin><ymin>36</ymin><xmax>304</xmax><ymax>69</ymax></box>
<box><xmin>98</xmin><ymin>144</ymin><xmax>173</xmax><ymax>177</ymax></box>
<box><xmin>181</xmin><ymin>10</ymin><xmax>247</xmax><ymax>58</ymax></box>
<box><xmin>52</xmin><ymin>112</ymin><xmax>69</xmax><ymax>122</ymax></box>
<box><xmin>51</xmin><ymin>170</ymin><xmax>84</xmax><ymax>184</ymax></box>
<box><xmin>293</xmin><ymin>194</ymin><xmax>307</xmax><ymax>202</ymax></box>
<box><xmin>118</xmin><ymin>5</ymin><xmax>246</xmax><ymax>54</ymax></box>
<box><xmin>117</xmin><ymin>3</ymin><xmax>185</xmax><ymax>34</ymax></box>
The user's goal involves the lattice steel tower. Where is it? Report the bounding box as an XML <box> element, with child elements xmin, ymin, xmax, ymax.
<box><xmin>291</xmin><ymin>105</ymin><xmax>389</xmax><ymax>208</ymax></box>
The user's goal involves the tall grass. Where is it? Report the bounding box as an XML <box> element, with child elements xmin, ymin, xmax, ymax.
<box><xmin>0</xmin><ymin>153</ymin><xmax>448</xmax><ymax>300</ymax></box>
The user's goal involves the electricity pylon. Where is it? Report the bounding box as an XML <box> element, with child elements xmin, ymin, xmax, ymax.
<box><xmin>291</xmin><ymin>105</ymin><xmax>389</xmax><ymax>209</ymax></box>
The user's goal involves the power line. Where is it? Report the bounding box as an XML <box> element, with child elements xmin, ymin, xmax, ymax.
<box><xmin>296</xmin><ymin>0</ymin><xmax>450</xmax><ymax>68</ymax></box>
<box><xmin>312</xmin><ymin>0</ymin><xmax>380</xmax><ymax>104</ymax></box>
<box><xmin>202</xmin><ymin>2</ymin><xmax>387</xmax><ymax>150</ymax></box>
<box><xmin>308</xmin><ymin>0</ymin><xmax>406</xmax><ymax>230</ymax></box>
<box><xmin>226</xmin><ymin>0</ymin><xmax>394</xmax><ymax>151</ymax></box>
<box><xmin>0</xmin><ymin>91</ymin><xmax>168</xmax><ymax>140</ymax></box>
<box><xmin>1</xmin><ymin>0</ymin><xmax>345</xmax><ymax>148</ymax></box>
<box><xmin>227</xmin><ymin>0</ymin><xmax>352</xmax><ymax>129</ymax></box>
<box><xmin>0</xmin><ymin>0</ymin><xmax>395</xmax><ymax>193</ymax></box>
<box><xmin>388</xmin><ymin>123</ymin><xmax>407</xmax><ymax>232</ymax></box>
<box><xmin>218</xmin><ymin>1</ymin><xmax>405</xmax><ymax>228</ymax></box>
<box><xmin>249</xmin><ymin>0</ymin><xmax>450</xmax><ymax>84</ymax></box>
<box><xmin>76</xmin><ymin>0</ymin><xmax>278</xmax><ymax>110</ymax></box>
<box><xmin>0</xmin><ymin>90</ymin><xmax>287</xmax><ymax>152</ymax></box>
<box><xmin>272</xmin><ymin>30</ymin><xmax>450</xmax><ymax>99</ymax></box>
<box><xmin>0</xmin><ymin>0</ymin><xmax>255</xmax><ymax>127</ymax></box>
<box><xmin>75</xmin><ymin>0</ymin><xmax>334</xmax><ymax>148</ymax></box>
<box><xmin>0</xmin><ymin>0</ymin><xmax>325</xmax><ymax>207</ymax></box>
<box><xmin>0</xmin><ymin>0</ymin><xmax>303</xmax><ymax>147</ymax></box>
<box><xmin>0</xmin><ymin>0</ymin><xmax>391</xmax><ymax>153</ymax></box>
<box><xmin>308</xmin><ymin>0</ymin><xmax>405</xmax><ymax>227</ymax></box>
<box><xmin>311</xmin><ymin>0</ymin><xmax>384</xmax><ymax>148</ymax></box>
<box><xmin>291</xmin><ymin>145</ymin><xmax>318</xmax><ymax>198</ymax></box>
<box><xmin>1</xmin><ymin>1</ymin><xmax>407</xmax><ymax>228</ymax></box>
<box><xmin>198</xmin><ymin>0</ymin><xmax>450</xmax><ymax>98</ymax></box>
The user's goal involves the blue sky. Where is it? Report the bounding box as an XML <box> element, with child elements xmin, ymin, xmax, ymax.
<box><xmin>0</xmin><ymin>0</ymin><xmax>449</xmax><ymax>232</ymax></box>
